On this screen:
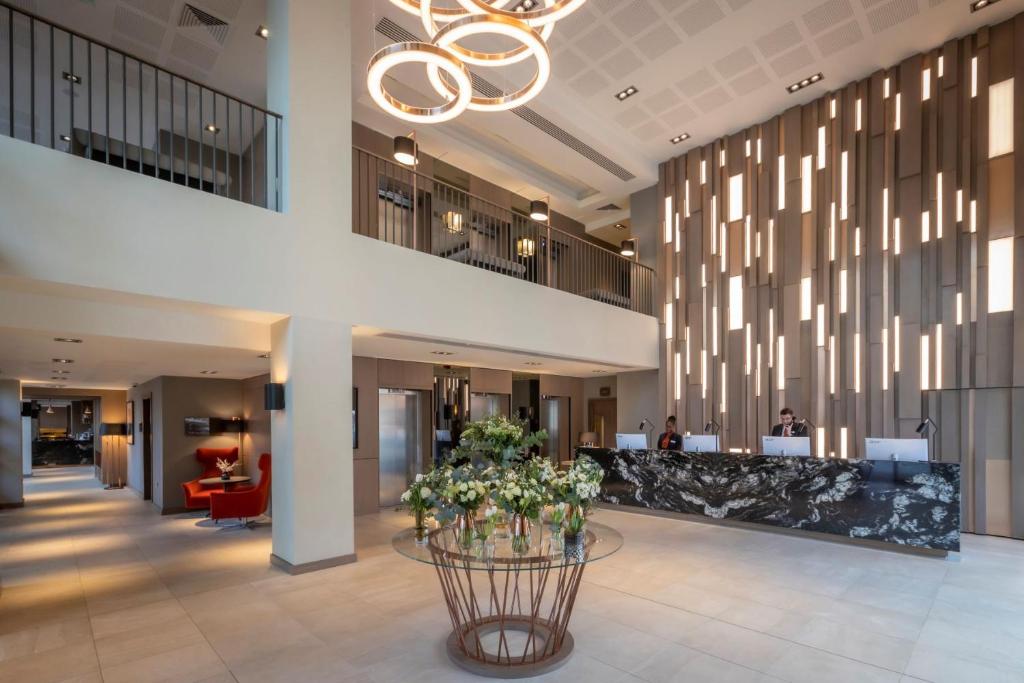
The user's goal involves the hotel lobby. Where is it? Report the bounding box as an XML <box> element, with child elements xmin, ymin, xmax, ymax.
<box><xmin>1</xmin><ymin>0</ymin><xmax>1024</xmax><ymax>681</ymax></box>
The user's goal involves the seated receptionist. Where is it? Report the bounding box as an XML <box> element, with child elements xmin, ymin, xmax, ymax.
<box><xmin>657</xmin><ymin>416</ymin><xmax>683</xmax><ymax>450</ymax></box>
<box><xmin>771</xmin><ymin>407</ymin><xmax>809</xmax><ymax>437</ymax></box>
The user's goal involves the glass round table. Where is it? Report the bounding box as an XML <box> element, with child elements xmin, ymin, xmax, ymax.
<box><xmin>393</xmin><ymin>520</ymin><xmax>623</xmax><ymax>678</ymax></box>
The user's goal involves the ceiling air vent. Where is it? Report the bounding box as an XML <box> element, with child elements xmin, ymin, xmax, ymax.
<box><xmin>373</xmin><ymin>17</ymin><xmax>636</xmax><ymax>183</ymax></box>
<box><xmin>179</xmin><ymin>3</ymin><xmax>229</xmax><ymax>45</ymax></box>
<box><xmin>596</xmin><ymin>203</ymin><xmax>622</xmax><ymax>211</ymax></box>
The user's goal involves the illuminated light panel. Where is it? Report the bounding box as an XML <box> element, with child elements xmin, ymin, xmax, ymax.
<box><xmin>801</xmin><ymin>155</ymin><xmax>813</xmax><ymax>213</ymax></box>
<box><xmin>829</xmin><ymin>335</ymin><xmax>836</xmax><ymax>394</ymax></box>
<box><xmin>989</xmin><ymin>237</ymin><xmax>1014</xmax><ymax>312</ymax></box>
<box><xmin>777</xmin><ymin>336</ymin><xmax>785</xmax><ymax>390</ymax></box>
<box><xmin>956</xmin><ymin>189</ymin><xmax>963</xmax><ymax>222</ymax></box>
<box><xmin>665</xmin><ymin>303</ymin><xmax>673</xmax><ymax>339</ymax></box>
<box><xmin>756</xmin><ymin>344</ymin><xmax>762</xmax><ymax>396</ymax></box>
<box><xmin>971</xmin><ymin>56</ymin><xmax>978</xmax><ymax>98</ymax></box>
<box><xmin>712</xmin><ymin>306</ymin><xmax>719</xmax><ymax>356</ymax></box>
<box><xmin>729</xmin><ymin>276</ymin><xmax>743</xmax><ymax>330</ymax></box>
<box><xmin>921</xmin><ymin>332</ymin><xmax>930</xmax><ymax>391</ymax></box>
<box><xmin>721</xmin><ymin>363</ymin><xmax>727</xmax><ymax>413</ymax></box>
<box><xmin>817</xmin><ymin>428</ymin><xmax>825</xmax><ymax>459</ymax></box>
<box><xmin>800</xmin><ymin>277</ymin><xmax>812</xmax><ymax>321</ymax></box>
<box><xmin>676</xmin><ymin>213</ymin><xmax>681</xmax><ymax>253</ymax></box>
<box><xmin>882</xmin><ymin>328</ymin><xmax>889</xmax><ymax>391</ymax></box>
<box><xmin>854</xmin><ymin>332</ymin><xmax>862</xmax><ymax>393</ymax></box>
<box><xmin>840</xmin><ymin>427</ymin><xmax>848</xmax><ymax>459</ymax></box>
<box><xmin>970</xmin><ymin>200</ymin><xmax>977</xmax><ymax>233</ymax></box>
<box><xmin>839</xmin><ymin>269</ymin><xmax>848</xmax><ymax>313</ymax></box>
<box><xmin>816</xmin><ymin>304</ymin><xmax>825</xmax><ymax>346</ymax></box>
<box><xmin>895</xmin><ymin>93</ymin><xmax>901</xmax><ymax>131</ymax></box>
<box><xmin>778</xmin><ymin>155</ymin><xmax>786</xmax><ymax>210</ymax></box>
<box><xmin>675</xmin><ymin>275</ymin><xmax>680</xmax><ymax>300</ymax></box>
<box><xmin>830</xmin><ymin>97</ymin><xmax>837</xmax><ymax>119</ymax></box>
<box><xmin>745</xmin><ymin>139</ymin><xmax>751</xmax><ymax>158</ymax></box>
<box><xmin>882</xmin><ymin>188</ymin><xmax>889</xmax><ymax>251</ymax></box>
<box><xmin>768</xmin><ymin>308</ymin><xmax>775</xmax><ymax>367</ymax></box>
<box><xmin>711</xmin><ymin>196</ymin><xmax>718</xmax><ymax>253</ymax></box>
<box><xmin>884</xmin><ymin>76</ymin><xmax>890</xmax><ymax>99</ymax></box>
<box><xmin>664</xmin><ymin>196</ymin><xmax>673</xmax><ymax>243</ymax></box>
<box><xmin>829</xmin><ymin>202</ymin><xmax>836</xmax><ymax>261</ymax></box>
<box><xmin>721</xmin><ymin>225</ymin><xmax>727</xmax><ymax>273</ymax></box>
<box><xmin>745</xmin><ymin>323</ymin><xmax>752</xmax><ymax>375</ymax></box>
<box><xmin>936</xmin><ymin>173</ymin><xmax>943</xmax><ymax>239</ymax></box>
<box><xmin>757</xmin><ymin>138</ymin><xmax>762</xmax><ymax>164</ymax></box>
<box><xmin>922</xmin><ymin>68</ymin><xmax>931</xmax><ymax>100</ymax></box>
<box><xmin>855</xmin><ymin>98</ymin><xmax>862</xmax><ymax>131</ymax></box>
<box><xmin>720</xmin><ymin>148</ymin><xmax>726</xmax><ymax>167</ymax></box>
<box><xmin>768</xmin><ymin>219</ymin><xmax>775</xmax><ymax>274</ymax></box>
<box><xmin>756</xmin><ymin>230</ymin><xmax>761</xmax><ymax>260</ymax></box>
<box><xmin>922</xmin><ymin>210</ymin><xmax>930</xmax><ymax>243</ymax></box>
<box><xmin>894</xmin><ymin>217</ymin><xmax>901</xmax><ymax>255</ymax></box>
<box><xmin>935</xmin><ymin>323</ymin><xmax>943</xmax><ymax>389</ymax></box>
<box><xmin>956</xmin><ymin>292</ymin><xmax>963</xmax><ymax>325</ymax></box>
<box><xmin>894</xmin><ymin>315</ymin><xmax>901</xmax><ymax>372</ymax></box>
<box><xmin>729</xmin><ymin>173</ymin><xmax>743</xmax><ymax>222</ymax></box>
<box><xmin>701</xmin><ymin>350</ymin><xmax>707</xmax><ymax>398</ymax></box>
<box><xmin>685</xmin><ymin>327</ymin><xmax>691</xmax><ymax>375</ymax></box>
<box><xmin>840</xmin><ymin>151</ymin><xmax>849</xmax><ymax>220</ymax></box>
<box><xmin>701</xmin><ymin>159</ymin><xmax>707</xmax><ymax>184</ymax></box>
<box><xmin>684</xmin><ymin>180</ymin><xmax>691</xmax><ymax>217</ymax></box>
<box><xmin>938</xmin><ymin>55</ymin><xmax>944</xmax><ymax>78</ymax></box>
<box><xmin>744</xmin><ymin>216</ymin><xmax>752</xmax><ymax>268</ymax></box>
<box><xmin>817</xmin><ymin>126</ymin><xmax>826</xmax><ymax>170</ymax></box>
<box><xmin>701</xmin><ymin>263</ymin><xmax>707</xmax><ymax>288</ymax></box>
<box><xmin>674</xmin><ymin>351</ymin><xmax>682</xmax><ymax>401</ymax></box>
<box><xmin>989</xmin><ymin>79</ymin><xmax>1015</xmax><ymax>158</ymax></box>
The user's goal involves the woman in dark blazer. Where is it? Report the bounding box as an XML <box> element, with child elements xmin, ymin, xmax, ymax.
<box><xmin>657</xmin><ymin>416</ymin><xmax>683</xmax><ymax>450</ymax></box>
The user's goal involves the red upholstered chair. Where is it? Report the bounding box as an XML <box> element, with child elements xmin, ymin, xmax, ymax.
<box><xmin>181</xmin><ymin>447</ymin><xmax>239</xmax><ymax>511</ymax></box>
<box><xmin>210</xmin><ymin>453</ymin><xmax>271</xmax><ymax>525</ymax></box>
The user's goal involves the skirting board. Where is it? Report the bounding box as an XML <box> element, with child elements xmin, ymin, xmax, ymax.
<box><xmin>0</xmin><ymin>501</ymin><xmax>25</xmax><ymax>509</ymax></box>
<box><xmin>270</xmin><ymin>552</ymin><xmax>358</xmax><ymax>575</ymax></box>
<box><xmin>595</xmin><ymin>502</ymin><xmax>950</xmax><ymax>559</ymax></box>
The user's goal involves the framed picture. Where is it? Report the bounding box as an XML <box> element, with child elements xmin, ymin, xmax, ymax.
<box><xmin>184</xmin><ymin>416</ymin><xmax>211</xmax><ymax>436</ymax></box>
<box><xmin>126</xmin><ymin>400</ymin><xmax>135</xmax><ymax>445</ymax></box>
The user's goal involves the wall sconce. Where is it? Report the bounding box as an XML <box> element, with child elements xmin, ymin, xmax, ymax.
<box><xmin>393</xmin><ymin>133</ymin><xmax>418</xmax><ymax>166</ymax></box>
<box><xmin>264</xmin><ymin>383</ymin><xmax>285</xmax><ymax>411</ymax></box>
<box><xmin>516</xmin><ymin>236</ymin><xmax>536</xmax><ymax>257</ymax></box>
<box><xmin>443</xmin><ymin>211</ymin><xmax>464</xmax><ymax>234</ymax></box>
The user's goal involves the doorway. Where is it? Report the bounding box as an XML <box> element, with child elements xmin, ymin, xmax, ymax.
<box><xmin>588</xmin><ymin>398</ymin><xmax>617</xmax><ymax>448</ymax></box>
<box><xmin>378</xmin><ymin>389</ymin><xmax>431</xmax><ymax>507</ymax></box>
<box><xmin>142</xmin><ymin>398</ymin><xmax>153</xmax><ymax>501</ymax></box>
<box><xmin>29</xmin><ymin>397</ymin><xmax>96</xmax><ymax>468</ymax></box>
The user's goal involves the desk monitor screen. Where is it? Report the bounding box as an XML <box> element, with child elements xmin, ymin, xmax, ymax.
<box><xmin>615</xmin><ymin>433</ymin><xmax>648</xmax><ymax>449</ymax></box>
<box><xmin>762</xmin><ymin>436</ymin><xmax>811</xmax><ymax>456</ymax></box>
<box><xmin>682</xmin><ymin>435</ymin><xmax>719</xmax><ymax>453</ymax></box>
<box><xmin>864</xmin><ymin>438</ymin><xmax>929</xmax><ymax>461</ymax></box>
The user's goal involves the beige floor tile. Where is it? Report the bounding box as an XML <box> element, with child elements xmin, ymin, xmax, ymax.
<box><xmin>0</xmin><ymin>639</ymin><xmax>99</xmax><ymax>683</ymax></box>
<box><xmin>100</xmin><ymin>641</ymin><xmax>229</xmax><ymax>683</ymax></box>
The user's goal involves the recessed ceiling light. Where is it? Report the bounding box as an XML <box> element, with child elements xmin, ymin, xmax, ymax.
<box><xmin>670</xmin><ymin>133</ymin><xmax>690</xmax><ymax>144</ymax></box>
<box><xmin>199</xmin><ymin>370</ymin><xmax>219</xmax><ymax>374</ymax></box>
<box><xmin>258</xmin><ymin>353</ymin><xmax>270</xmax><ymax>359</ymax></box>
<box><xmin>205</xmin><ymin>124</ymin><xmax>220</xmax><ymax>134</ymax></box>
<box><xmin>49</xmin><ymin>384</ymin><xmax>66</xmax><ymax>388</ymax></box>
<box><xmin>62</xmin><ymin>71</ymin><xmax>81</xmax><ymax>84</ymax></box>
<box><xmin>431</xmin><ymin>351</ymin><xmax>455</xmax><ymax>356</ymax></box>
<box><xmin>54</xmin><ymin>369</ymin><xmax>71</xmax><ymax>374</ymax></box>
<box><xmin>255</xmin><ymin>24</ymin><xmax>270</xmax><ymax>39</ymax></box>
<box><xmin>970</xmin><ymin>0</ymin><xmax>999</xmax><ymax>10</ymax></box>
<box><xmin>614</xmin><ymin>223</ymin><xmax>627</xmax><ymax>230</ymax></box>
<box><xmin>524</xmin><ymin>361</ymin><xmax>542</xmax><ymax>366</ymax></box>
<box><xmin>52</xmin><ymin>358</ymin><xmax>74</xmax><ymax>364</ymax></box>
<box><xmin>614</xmin><ymin>85</ymin><xmax>638</xmax><ymax>101</ymax></box>
<box><xmin>786</xmin><ymin>72</ymin><xmax>823</xmax><ymax>94</ymax></box>
<box><xmin>59</xmin><ymin>134</ymin><xmax>71</xmax><ymax>142</ymax></box>
<box><xmin>54</xmin><ymin>337</ymin><xmax>82</xmax><ymax>343</ymax></box>
<box><xmin>591</xmin><ymin>369</ymin><xmax>607</xmax><ymax>373</ymax></box>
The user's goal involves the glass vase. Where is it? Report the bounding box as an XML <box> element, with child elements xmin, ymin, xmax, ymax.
<box><xmin>494</xmin><ymin>511</ymin><xmax>511</xmax><ymax>540</ymax></box>
<box><xmin>414</xmin><ymin>508</ymin><xmax>429</xmax><ymax>546</ymax></box>
<box><xmin>510</xmin><ymin>513</ymin><xmax>532</xmax><ymax>555</ymax></box>
<box><xmin>548</xmin><ymin>524</ymin><xmax>565</xmax><ymax>555</ymax></box>
<box><xmin>455</xmin><ymin>512</ymin><xmax>476</xmax><ymax>551</ymax></box>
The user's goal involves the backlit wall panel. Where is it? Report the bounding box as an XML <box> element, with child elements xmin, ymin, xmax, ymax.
<box><xmin>655</xmin><ymin>16</ymin><xmax>1024</xmax><ymax>537</ymax></box>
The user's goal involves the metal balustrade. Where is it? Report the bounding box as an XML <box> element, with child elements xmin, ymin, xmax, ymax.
<box><xmin>0</xmin><ymin>2</ymin><xmax>282</xmax><ymax>211</ymax></box>
<box><xmin>353</xmin><ymin>147</ymin><xmax>655</xmax><ymax>316</ymax></box>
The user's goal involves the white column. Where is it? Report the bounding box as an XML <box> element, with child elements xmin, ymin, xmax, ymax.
<box><xmin>22</xmin><ymin>417</ymin><xmax>32</xmax><ymax>476</ymax></box>
<box><xmin>270</xmin><ymin>315</ymin><xmax>355</xmax><ymax>571</ymax></box>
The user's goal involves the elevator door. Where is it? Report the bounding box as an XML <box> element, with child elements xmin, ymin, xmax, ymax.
<box><xmin>379</xmin><ymin>389</ymin><xmax>429</xmax><ymax>507</ymax></box>
<box><xmin>541</xmin><ymin>396</ymin><xmax>569</xmax><ymax>464</ymax></box>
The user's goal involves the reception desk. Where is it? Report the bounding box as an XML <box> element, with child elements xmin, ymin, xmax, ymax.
<box><xmin>579</xmin><ymin>448</ymin><xmax>961</xmax><ymax>553</ymax></box>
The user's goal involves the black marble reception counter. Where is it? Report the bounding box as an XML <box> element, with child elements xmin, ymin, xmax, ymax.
<box><xmin>579</xmin><ymin>448</ymin><xmax>960</xmax><ymax>553</ymax></box>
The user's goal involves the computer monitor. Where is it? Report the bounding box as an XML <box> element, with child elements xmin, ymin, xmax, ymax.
<box><xmin>864</xmin><ymin>438</ymin><xmax>929</xmax><ymax>461</ymax></box>
<box><xmin>682</xmin><ymin>434</ymin><xmax>719</xmax><ymax>452</ymax></box>
<box><xmin>615</xmin><ymin>433</ymin><xmax>648</xmax><ymax>449</ymax></box>
<box><xmin>762</xmin><ymin>436</ymin><xmax>811</xmax><ymax>456</ymax></box>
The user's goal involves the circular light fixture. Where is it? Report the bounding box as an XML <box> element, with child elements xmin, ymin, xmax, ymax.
<box><xmin>529</xmin><ymin>199</ymin><xmax>549</xmax><ymax>221</ymax></box>
<box><xmin>52</xmin><ymin>358</ymin><xmax>74</xmax><ymax>364</ymax></box>
<box><xmin>427</xmin><ymin>14</ymin><xmax>550</xmax><ymax>111</ymax></box>
<box><xmin>456</xmin><ymin>0</ymin><xmax>586</xmax><ymax>27</ymax></box>
<box><xmin>620</xmin><ymin>239</ymin><xmax>636</xmax><ymax>257</ymax></box>
<box><xmin>54</xmin><ymin>337</ymin><xmax>82</xmax><ymax>343</ymax></box>
<box><xmin>367</xmin><ymin>42</ymin><xmax>472</xmax><ymax>124</ymax></box>
<box><xmin>420</xmin><ymin>0</ymin><xmax>554</xmax><ymax>66</ymax></box>
<box><xmin>393</xmin><ymin>135</ymin><xmax>419</xmax><ymax>165</ymax></box>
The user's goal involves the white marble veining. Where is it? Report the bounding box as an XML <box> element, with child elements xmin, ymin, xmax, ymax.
<box><xmin>1</xmin><ymin>468</ymin><xmax>1023</xmax><ymax>682</ymax></box>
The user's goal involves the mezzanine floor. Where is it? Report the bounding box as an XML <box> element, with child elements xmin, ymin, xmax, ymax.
<box><xmin>1</xmin><ymin>468</ymin><xmax>1023</xmax><ymax>683</ymax></box>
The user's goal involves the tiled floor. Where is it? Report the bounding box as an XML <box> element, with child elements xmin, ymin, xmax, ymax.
<box><xmin>2</xmin><ymin>469</ymin><xmax>1024</xmax><ymax>683</ymax></box>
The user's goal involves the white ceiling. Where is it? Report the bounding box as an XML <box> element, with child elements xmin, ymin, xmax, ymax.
<box><xmin>16</xmin><ymin>0</ymin><xmax>1024</xmax><ymax>225</ymax></box>
<box><xmin>0</xmin><ymin>326</ymin><xmax>271</xmax><ymax>389</ymax></box>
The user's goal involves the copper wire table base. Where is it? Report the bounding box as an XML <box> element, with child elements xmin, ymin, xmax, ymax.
<box><xmin>432</xmin><ymin>549</ymin><xmax>586</xmax><ymax>678</ymax></box>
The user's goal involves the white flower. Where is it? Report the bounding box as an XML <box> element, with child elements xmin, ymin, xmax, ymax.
<box><xmin>420</xmin><ymin>487</ymin><xmax>431</xmax><ymax>498</ymax></box>
<box><xmin>400</xmin><ymin>490</ymin><xmax>410</xmax><ymax>502</ymax></box>
<box><xmin>485</xmin><ymin>505</ymin><xmax>497</xmax><ymax>518</ymax></box>
<box><xmin>504</xmin><ymin>490</ymin><xmax>514</xmax><ymax>500</ymax></box>
<box><xmin>460</xmin><ymin>482</ymin><xmax>468</xmax><ymax>492</ymax></box>
<box><xmin>467</xmin><ymin>490</ymin><xmax>477</xmax><ymax>501</ymax></box>
<box><xmin>415</xmin><ymin>473</ymin><xmax>424</xmax><ymax>482</ymax></box>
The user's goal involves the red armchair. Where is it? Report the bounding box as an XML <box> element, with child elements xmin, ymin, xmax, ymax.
<box><xmin>182</xmin><ymin>447</ymin><xmax>239</xmax><ymax>510</ymax></box>
<box><xmin>210</xmin><ymin>453</ymin><xmax>271</xmax><ymax>525</ymax></box>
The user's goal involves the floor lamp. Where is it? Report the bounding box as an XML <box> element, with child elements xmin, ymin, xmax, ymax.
<box><xmin>101</xmin><ymin>422</ymin><xmax>127</xmax><ymax>490</ymax></box>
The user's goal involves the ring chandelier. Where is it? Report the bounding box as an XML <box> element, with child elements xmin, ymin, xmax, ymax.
<box><xmin>368</xmin><ymin>0</ymin><xmax>587</xmax><ymax>123</ymax></box>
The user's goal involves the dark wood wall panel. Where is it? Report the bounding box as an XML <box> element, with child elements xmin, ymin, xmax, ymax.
<box><xmin>655</xmin><ymin>15</ymin><xmax>1023</xmax><ymax>536</ymax></box>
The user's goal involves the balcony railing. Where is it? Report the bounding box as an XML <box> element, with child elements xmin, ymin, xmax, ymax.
<box><xmin>353</xmin><ymin>147</ymin><xmax>655</xmax><ymax>316</ymax></box>
<box><xmin>0</xmin><ymin>2</ymin><xmax>282</xmax><ymax>210</ymax></box>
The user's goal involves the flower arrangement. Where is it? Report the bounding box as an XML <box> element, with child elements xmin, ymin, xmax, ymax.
<box><xmin>452</xmin><ymin>414</ymin><xmax>547</xmax><ymax>467</ymax></box>
<box><xmin>215</xmin><ymin>458</ymin><xmax>237</xmax><ymax>479</ymax></box>
<box><xmin>552</xmin><ymin>455</ymin><xmax>605</xmax><ymax>535</ymax></box>
<box><xmin>401</xmin><ymin>469</ymin><xmax>445</xmax><ymax>543</ymax></box>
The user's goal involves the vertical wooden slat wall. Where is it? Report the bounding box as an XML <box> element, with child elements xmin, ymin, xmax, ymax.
<box><xmin>656</xmin><ymin>15</ymin><xmax>1023</xmax><ymax>537</ymax></box>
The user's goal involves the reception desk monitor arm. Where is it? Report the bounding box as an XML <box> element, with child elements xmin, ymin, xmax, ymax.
<box><xmin>704</xmin><ymin>419</ymin><xmax>721</xmax><ymax>435</ymax></box>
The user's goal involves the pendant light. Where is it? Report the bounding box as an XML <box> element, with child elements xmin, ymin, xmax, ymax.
<box><xmin>529</xmin><ymin>198</ymin><xmax>549</xmax><ymax>222</ymax></box>
<box><xmin>393</xmin><ymin>134</ymin><xmax>419</xmax><ymax>165</ymax></box>
<box><xmin>46</xmin><ymin>399</ymin><xmax>54</xmax><ymax>415</ymax></box>
<box><xmin>620</xmin><ymin>239</ymin><xmax>637</xmax><ymax>257</ymax></box>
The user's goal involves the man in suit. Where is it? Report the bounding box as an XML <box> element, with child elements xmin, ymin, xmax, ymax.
<box><xmin>771</xmin><ymin>407</ymin><xmax>809</xmax><ymax>437</ymax></box>
<box><xmin>657</xmin><ymin>416</ymin><xmax>683</xmax><ymax>451</ymax></box>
